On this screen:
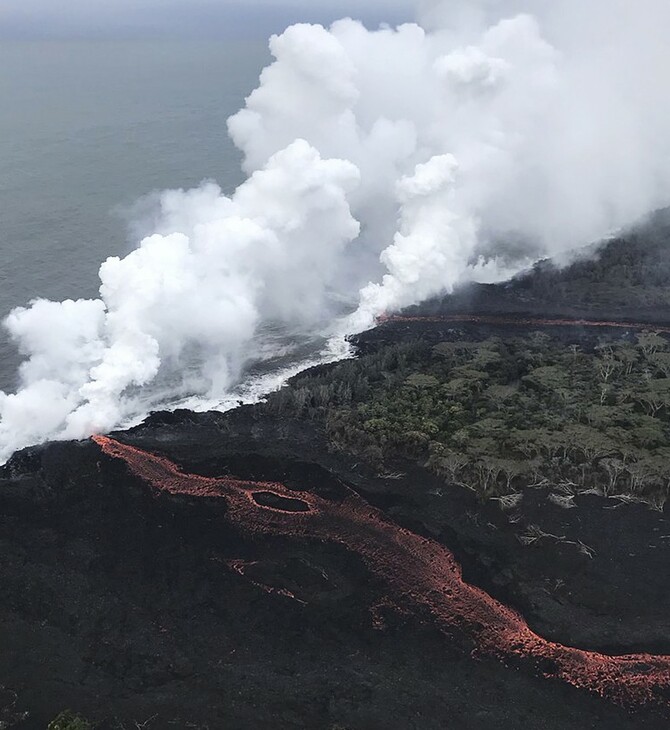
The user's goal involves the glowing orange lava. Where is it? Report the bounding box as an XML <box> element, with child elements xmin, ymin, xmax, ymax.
<box><xmin>93</xmin><ymin>434</ymin><xmax>670</xmax><ymax>707</ymax></box>
<box><xmin>378</xmin><ymin>313</ymin><xmax>670</xmax><ymax>333</ymax></box>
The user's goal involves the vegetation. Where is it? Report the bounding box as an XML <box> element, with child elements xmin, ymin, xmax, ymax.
<box><xmin>47</xmin><ymin>711</ymin><xmax>92</xmax><ymax>730</ymax></box>
<box><xmin>267</xmin><ymin>328</ymin><xmax>670</xmax><ymax>509</ymax></box>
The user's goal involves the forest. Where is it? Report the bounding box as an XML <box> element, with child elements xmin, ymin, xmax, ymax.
<box><xmin>266</xmin><ymin>326</ymin><xmax>670</xmax><ymax>510</ymax></box>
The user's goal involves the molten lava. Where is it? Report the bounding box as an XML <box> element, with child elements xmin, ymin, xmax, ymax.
<box><xmin>378</xmin><ymin>313</ymin><xmax>670</xmax><ymax>333</ymax></box>
<box><xmin>93</xmin><ymin>435</ymin><xmax>670</xmax><ymax>708</ymax></box>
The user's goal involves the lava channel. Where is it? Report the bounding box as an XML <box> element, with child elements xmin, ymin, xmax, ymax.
<box><xmin>378</xmin><ymin>313</ymin><xmax>670</xmax><ymax>333</ymax></box>
<box><xmin>93</xmin><ymin>434</ymin><xmax>670</xmax><ymax>708</ymax></box>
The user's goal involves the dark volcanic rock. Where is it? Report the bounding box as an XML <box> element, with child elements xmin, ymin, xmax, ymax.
<box><xmin>0</xmin><ymin>404</ymin><xmax>669</xmax><ymax>728</ymax></box>
<box><xmin>5</xmin><ymin>219</ymin><xmax>670</xmax><ymax>727</ymax></box>
<box><xmin>405</xmin><ymin>208</ymin><xmax>670</xmax><ymax>325</ymax></box>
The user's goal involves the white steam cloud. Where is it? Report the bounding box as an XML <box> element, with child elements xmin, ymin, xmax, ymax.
<box><xmin>2</xmin><ymin>0</ymin><xmax>670</xmax><ymax>460</ymax></box>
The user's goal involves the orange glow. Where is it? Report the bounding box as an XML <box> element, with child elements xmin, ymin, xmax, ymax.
<box><xmin>93</xmin><ymin>434</ymin><xmax>670</xmax><ymax>707</ymax></box>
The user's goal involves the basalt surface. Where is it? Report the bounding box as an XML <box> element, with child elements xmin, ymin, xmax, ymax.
<box><xmin>2</xmin><ymin>316</ymin><xmax>670</xmax><ymax>728</ymax></box>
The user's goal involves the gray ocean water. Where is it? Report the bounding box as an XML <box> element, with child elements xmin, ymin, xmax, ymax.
<box><xmin>0</xmin><ymin>40</ymin><xmax>269</xmax><ymax>392</ymax></box>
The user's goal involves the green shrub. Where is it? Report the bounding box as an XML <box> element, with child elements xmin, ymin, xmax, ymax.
<box><xmin>47</xmin><ymin>710</ymin><xmax>92</xmax><ymax>730</ymax></box>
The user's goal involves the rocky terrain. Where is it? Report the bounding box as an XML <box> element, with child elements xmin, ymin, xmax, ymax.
<box><xmin>3</xmin><ymin>220</ymin><xmax>670</xmax><ymax>728</ymax></box>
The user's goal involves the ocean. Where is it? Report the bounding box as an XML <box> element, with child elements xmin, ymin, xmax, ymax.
<box><xmin>0</xmin><ymin>40</ymin><xmax>270</xmax><ymax>393</ymax></box>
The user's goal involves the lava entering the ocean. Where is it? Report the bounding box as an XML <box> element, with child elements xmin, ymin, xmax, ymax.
<box><xmin>93</xmin><ymin>434</ymin><xmax>670</xmax><ymax>708</ymax></box>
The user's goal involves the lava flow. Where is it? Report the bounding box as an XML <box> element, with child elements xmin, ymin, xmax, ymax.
<box><xmin>378</xmin><ymin>313</ymin><xmax>670</xmax><ymax>333</ymax></box>
<box><xmin>93</xmin><ymin>434</ymin><xmax>670</xmax><ymax>708</ymax></box>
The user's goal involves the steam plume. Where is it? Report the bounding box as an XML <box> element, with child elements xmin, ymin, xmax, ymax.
<box><xmin>2</xmin><ymin>1</ymin><xmax>670</xmax><ymax>460</ymax></box>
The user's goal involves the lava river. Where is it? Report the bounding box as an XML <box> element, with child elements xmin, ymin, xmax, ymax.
<box><xmin>93</xmin><ymin>435</ymin><xmax>670</xmax><ymax>708</ymax></box>
<box><xmin>379</xmin><ymin>313</ymin><xmax>670</xmax><ymax>333</ymax></box>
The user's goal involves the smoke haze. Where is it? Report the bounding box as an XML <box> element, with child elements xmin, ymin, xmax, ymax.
<box><xmin>1</xmin><ymin>0</ymin><xmax>670</xmax><ymax>460</ymax></box>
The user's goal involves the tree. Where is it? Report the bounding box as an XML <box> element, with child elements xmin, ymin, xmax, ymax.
<box><xmin>584</xmin><ymin>404</ymin><xmax>629</xmax><ymax>429</ymax></box>
<box><xmin>636</xmin><ymin>331</ymin><xmax>667</xmax><ymax>357</ymax></box>
<box><xmin>511</xmin><ymin>429</ymin><xmax>547</xmax><ymax>459</ymax></box>
<box><xmin>568</xmin><ymin>344</ymin><xmax>581</xmax><ymax>361</ymax></box>
<box><xmin>562</xmin><ymin>424</ymin><xmax>615</xmax><ymax>461</ymax></box>
<box><xmin>432</xmin><ymin>341</ymin><xmax>478</xmax><ymax>364</ymax></box>
<box><xmin>614</xmin><ymin>344</ymin><xmax>639</xmax><ymax>375</ymax></box>
<box><xmin>48</xmin><ymin>712</ymin><xmax>92</xmax><ymax>730</ymax></box>
<box><xmin>405</xmin><ymin>373</ymin><xmax>439</xmax><ymax>389</ymax></box>
<box><xmin>626</xmin><ymin>458</ymin><xmax>658</xmax><ymax>494</ymax></box>
<box><xmin>635</xmin><ymin>379</ymin><xmax>670</xmax><ymax>416</ymax></box>
<box><xmin>594</xmin><ymin>344</ymin><xmax>620</xmax><ymax>383</ymax></box>
<box><xmin>649</xmin><ymin>352</ymin><xmax>670</xmax><ymax>377</ymax></box>
<box><xmin>427</xmin><ymin>445</ymin><xmax>469</xmax><ymax>485</ymax></box>
<box><xmin>523</xmin><ymin>365</ymin><xmax>571</xmax><ymax>404</ymax></box>
<box><xmin>494</xmin><ymin>458</ymin><xmax>528</xmax><ymax>491</ymax></box>
<box><xmin>483</xmin><ymin>384</ymin><xmax>518</xmax><ymax>410</ymax></box>
<box><xmin>629</xmin><ymin>414</ymin><xmax>665</xmax><ymax>448</ymax></box>
<box><xmin>396</xmin><ymin>430</ymin><xmax>431</xmax><ymax>457</ymax></box>
<box><xmin>472</xmin><ymin>457</ymin><xmax>505</xmax><ymax>496</ymax></box>
<box><xmin>599</xmin><ymin>457</ymin><xmax>626</xmax><ymax>495</ymax></box>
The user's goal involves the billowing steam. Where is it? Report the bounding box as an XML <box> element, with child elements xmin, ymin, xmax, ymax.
<box><xmin>2</xmin><ymin>0</ymin><xmax>670</xmax><ymax>461</ymax></box>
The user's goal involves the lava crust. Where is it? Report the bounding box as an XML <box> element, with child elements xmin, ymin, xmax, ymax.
<box><xmin>93</xmin><ymin>434</ymin><xmax>670</xmax><ymax>708</ymax></box>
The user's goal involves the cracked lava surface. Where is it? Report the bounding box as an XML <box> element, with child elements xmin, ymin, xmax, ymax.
<box><xmin>93</xmin><ymin>435</ymin><xmax>670</xmax><ymax>708</ymax></box>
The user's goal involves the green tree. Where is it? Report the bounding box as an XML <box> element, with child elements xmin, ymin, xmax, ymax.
<box><xmin>48</xmin><ymin>711</ymin><xmax>92</xmax><ymax>730</ymax></box>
